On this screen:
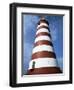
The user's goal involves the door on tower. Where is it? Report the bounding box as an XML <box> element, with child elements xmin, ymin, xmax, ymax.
<box><xmin>32</xmin><ymin>61</ymin><xmax>35</xmax><ymax>69</ymax></box>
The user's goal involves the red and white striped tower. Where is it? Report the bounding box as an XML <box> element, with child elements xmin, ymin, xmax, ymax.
<box><xmin>28</xmin><ymin>17</ymin><xmax>62</xmax><ymax>75</ymax></box>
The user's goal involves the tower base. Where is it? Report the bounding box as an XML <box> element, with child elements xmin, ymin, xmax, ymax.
<box><xmin>28</xmin><ymin>67</ymin><xmax>62</xmax><ymax>75</ymax></box>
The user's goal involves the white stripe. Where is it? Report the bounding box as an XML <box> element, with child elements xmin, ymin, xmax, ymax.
<box><xmin>29</xmin><ymin>58</ymin><xmax>57</xmax><ymax>69</ymax></box>
<box><xmin>37</xmin><ymin>23</ymin><xmax>48</xmax><ymax>29</ymax></box>
<box><xmin>36</xmin><ymin>28</ymin><xmax>49</xmax><ymax>35</ymax></box>
<box><xmin>35</xmin><ymin>36</ymin><xmax>51</xmax><ymax>43</ymax></box>
<box><xmin>32</xmin><ymin>45</ymin><xmax>53</xmax><ymax>54</ymax></box>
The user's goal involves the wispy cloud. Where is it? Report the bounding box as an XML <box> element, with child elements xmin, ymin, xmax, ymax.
<box><xmin>23</xmin><ymin>42</ymin><xmax>33</xmax><ymax>74</ymax></box>
<box><xmin>57</xmin><ymin>57</ymin><xmax>63</xmax><ymax>71</ymax></box>
<box><xmin>49</xmin><ymin>23</ymin><xmax>57</xmax><ymax>41</ymax></box>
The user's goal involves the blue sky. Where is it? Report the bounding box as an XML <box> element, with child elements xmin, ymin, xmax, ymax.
<box><xmin>22</xmin><ymin>14</ymin><xmax>63</xmax><ymax>75</ymax></box>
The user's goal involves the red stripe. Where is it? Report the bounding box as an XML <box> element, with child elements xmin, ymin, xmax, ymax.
<box><xmin>36</xmin><ymin>32</ymin><xmax>51</xmax><ymax>38</ymax></box>
<box><xmin>34</xmin><ymin>40</ymin><xmax>53</xmax><ymax>47</ymax></box>
<box><xmin>28</xmin><ymin>67</ymin><xmax>62</xmax><ymax>75</ymax></box>
<box><xmin>32</xmin><ymin>51</ymin><xmax>56</xmax><ymax>60</ymax></box>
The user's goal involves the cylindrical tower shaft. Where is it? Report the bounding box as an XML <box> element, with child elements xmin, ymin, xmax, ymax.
<box><xmin>28</xmin><ymin>18</ymin><xmax>62</xmax><ymax>75</ymax></box>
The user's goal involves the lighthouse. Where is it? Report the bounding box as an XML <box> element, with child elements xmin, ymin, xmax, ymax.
<box><xmin>28</xmin><ymin>17</ymin><xmax>62</xmax><ymax>75</ymax></box>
